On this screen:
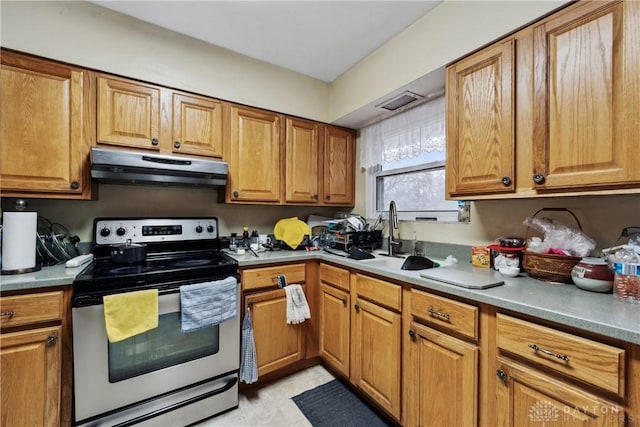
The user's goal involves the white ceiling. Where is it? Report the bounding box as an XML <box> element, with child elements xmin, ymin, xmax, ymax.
<box><xmin>89</xmin><ymin>1</ymin><xmax>441</xmax><ymax>83</ymax></box>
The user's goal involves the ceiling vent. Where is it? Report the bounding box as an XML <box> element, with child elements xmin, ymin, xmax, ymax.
<box><xmin>376</xmin><ymin>91</ymin><xmax>424</xmax><ymax>111</ymax></box>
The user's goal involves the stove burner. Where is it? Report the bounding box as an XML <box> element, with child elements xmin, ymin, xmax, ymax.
<box><xmin>174</xmin><ymin>259</ymin><xmax>215</xmax><ymax>267</ymax></box>
<box><xmin>107</xmin><ymin>264</ymin><xmax>150</xmax><ymax>275</ymax></box>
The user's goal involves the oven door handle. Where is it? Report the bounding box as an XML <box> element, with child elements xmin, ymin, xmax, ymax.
<box><xmin>72</xmin><ymin>287</ymin><xmax>180</xmax><ymax>307</ymax></box>
<box><xmin>112</xmin><ymin>376</ymin><xmax>238</xmax><ymax>427</ymax></box>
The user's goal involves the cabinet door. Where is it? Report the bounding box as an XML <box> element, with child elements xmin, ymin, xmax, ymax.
<box><xmin>244</xmin><ymin>288</ymin><xmax>304</xmax><ymax>377</ymax></box>
<box><xmin>407</xmin><ymin>322</ymin><xmax>478</xmax><ymax>427</ymax></box>
<box><xmin>319</xmin><ymin>283</ymin><xmax>350</xmax><ymax>377</ymax></box>
<box><xmin>532</xmin><ymin>0</ymin><xmax>640</xmax><ymax>190</ymax></box>
<box><xmin>1</xmin><ymin>326</ymin><xmax>62</xmax><ymax>427</ymax></box>
<box><xmin>495</xmin><ymin>358</ymin><xmax>623</xmax><ymax>427</ymax></box>
<box><xmin>285</xmin><ymin>117</ymin><xmax>320</xmax><ymax>204</ymax></box>
<box><xmin>0</xmin><ymin>51</ymin><xmax>90</xmax><ymax>198</ymax></box>
<box><xmin>227</xmin><ymin>105</ymin><xmax>282</xmax><ymax>203</ymax></box>
<box><xmin>351</xmin><ymin>298</ymin><xmax>401</xmax><ymax>420</ymax></box>
<box><xmin>96</xmin><ymin>75</ymin><xmax>161</xmax><ymax>151</ymax></box>
<box><xmin>446</xmin><ymin>39</ymin><xmax>515</xmax><ymax>197</ymax></box>
<box><xmin>322</xmin><ymin>126</ymin><xmax>355</xmax><ymax>205</ymax></box>
<box><xmin>172</xmin><ymin>93</ymin><xmax>224</xmax><ymax>158</ymax></box>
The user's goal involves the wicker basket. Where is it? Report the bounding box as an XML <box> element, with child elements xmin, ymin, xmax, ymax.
<box><xmin>522</xmin><ymin>208</ymin><xmax>582</xmax><ymax>284</ymax></box>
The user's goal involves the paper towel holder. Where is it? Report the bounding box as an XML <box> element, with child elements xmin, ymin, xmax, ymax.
<box><xmin>1</xmin><ymin>199</ymin><xmax>42</xmax><ymax>275</ymax></box>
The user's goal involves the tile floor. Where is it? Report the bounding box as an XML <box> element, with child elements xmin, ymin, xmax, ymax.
<box><xmin>197</xmin><ymin>365</ymin><xmax>336</xmax><ymax>427</ymax></box>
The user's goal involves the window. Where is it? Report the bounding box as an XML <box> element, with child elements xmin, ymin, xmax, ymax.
<box><xmin>360</xmin><ymin>94</ymin><xmax>460</xmax><ymax>221</ymax></box>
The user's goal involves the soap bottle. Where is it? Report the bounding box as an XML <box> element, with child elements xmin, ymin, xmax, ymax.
<box><xmin>242</xmin><ymin>226</ymin><xmax>250</xmax><ymax>247</ymax></box>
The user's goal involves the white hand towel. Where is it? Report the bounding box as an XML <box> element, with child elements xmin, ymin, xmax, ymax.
<box><xmin>284</xmin><ymin>284</ymin><xmax>310</xmax><ymax>324</ymax></box>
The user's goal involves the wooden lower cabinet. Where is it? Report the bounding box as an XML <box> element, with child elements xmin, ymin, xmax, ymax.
<box><xmin>1</xmin><ymin>326</ymin><xmax>62</xmax><ymax>427</ymax></box>
<box><xmin>351</xmin><ymin>297</ymin><xmax>402</xmax><ymax>420</ymax></box>
<box><xmin>495</xmin><ymin>358</ymin><xmax>623</xmax><ymax>426</ymax></box>
<box><xmin>244</xmin><ymin>287</ymin><xmax>305</xmax><ymax>377</ymax></box>
<box><xmin>319</xmin><ymin>283</ymin><xmax>350</xmax><ymax>377</ymax></box>
<box><xmin>406</xmin><ymin>321</ymin><xmax>478</xmax><ymax>427</ymax></box>
<box><xmin>0</xmin><ymin>289</ymin><xmax>70</xmax><ymax>426</ymax></box>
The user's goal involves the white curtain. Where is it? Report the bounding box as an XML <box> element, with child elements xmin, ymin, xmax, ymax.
<box><xmin>360</xmin><ymin>95</ymin><xmax>446</xmax><ymax>169</ymax></box>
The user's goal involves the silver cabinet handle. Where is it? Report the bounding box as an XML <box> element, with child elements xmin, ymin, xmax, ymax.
<box><xmin>528</xmin><ymin>344</ymin><xmax>569</xmax><ymax>362</ymax></box>
<box><xmin>428</xmin><ymin>307</ymin><xmax>450</xmax><ymax>322</ymax></box>
<box><xmin>46</xmin><ymin>336</ymin><xmax>58</xmax><ymax>346</ymax></box>
<box><xmin>0</xmin><ymin>311</ymin><xmax>16</xmax><ymax>319</ymax></box>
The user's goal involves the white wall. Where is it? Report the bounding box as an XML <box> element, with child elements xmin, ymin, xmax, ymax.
<box><xmin>0</xmin><ymin>0</ymin><xmax>330</xmax><ymax>122</ymax></box>
<box><xmin>329</xmin><ymin>0</ymin><xmax>568</xmax><ymax>121</ymax></box>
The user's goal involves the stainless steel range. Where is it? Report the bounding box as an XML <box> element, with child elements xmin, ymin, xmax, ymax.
<box><xmin>72</xmin><ymin>217</ymin><xmax>239</xmax><ymax>427</ymax></box>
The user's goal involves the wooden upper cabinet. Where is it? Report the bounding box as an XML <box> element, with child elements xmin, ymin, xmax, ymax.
<box><xmin>285</xmin><ymin>117</ymin><xmax>320</xmax><ymax>203</ymax></box>
<box><xmin>0</xmin><ymin>50</ymin><xmax>91</xmax><ymax>199</ymax></box>
<box><xmin>322</xmin><ymin>126</ymin><xmax>355</xmax><ymax>205</ymax></box>
<box><xmin>171</xmin><ymin>92</ymin><xmax>224</xmax><ymax>158</ymax></box>
<box><xmin>96</xmin><ymin>75</ymin><xmax>161</xmax><ymax>151</ymax></box>
<box><xmin>446</xmin><ymin>39</ymin><xmax>516</xmax><ymax>197</ymax></box>
<box><xmin>532</xmin><ymin>0</ymin><xmax>640</xmax><ymax>190</ymax></box>
<box><xmin>227</xmin><ymin>105</ymin><xmax>282</xmax><ymax>203</ymax></box>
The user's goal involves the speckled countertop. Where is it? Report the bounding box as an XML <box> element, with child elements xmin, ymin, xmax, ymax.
<box><xmin>229</xmin><ymin>249</ymin><xmax>640</xmax><ymax>345</ymax></box>
<box><xmin>2</xmin><ymin>250</ymin><xmax>638</xmax><ymax>345</ymax></box>
<box><xmin>0</xmin><ymin>263</ymin><xmax>85</xmax><ymax>291</ymax></box>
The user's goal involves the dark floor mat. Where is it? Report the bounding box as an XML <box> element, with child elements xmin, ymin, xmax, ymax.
<box><xmin>292</xmin><ymin>379</ymin><xmax>392</xmax><ymax>427</ymax></box>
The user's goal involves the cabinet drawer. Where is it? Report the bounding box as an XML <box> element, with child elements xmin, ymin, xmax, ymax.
<box><xmin>0</xmin><ymin>291</ymin><xmax>64</xmax><ymax>328</ymax></box>
<box><xmin>242</xmin><ymin>264</ymin><xmax>306</xmax><ymax>291</ymax></box>
<box><xmin>320</xmin><ymin>263</ymin><xmax>350</xmax><ymax>292</ymax></box>
<box><xmin>355</xmin><ymin>274</ymin><xmax>401</xmax><ymax>311</ymax></box>
<box><xmin>496</xmin><ymin>313</ymin><xmax>625</xmax><ymax>396</ymax></box>
<box><xmin>411</xmin><ymin>289</ymin><xmax>478</xmax><ymax>340</ymax></box>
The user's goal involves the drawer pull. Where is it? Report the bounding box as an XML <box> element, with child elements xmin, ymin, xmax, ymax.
<box><xmin>428</xmin><ymin>307</ymin><xmax>450</xmax><ymax>322</ymax></box>
<box><xmin>0</xmin><ymin>311</ymin><xmax>16</xmax><ymax>319</ymax></box>
<box><xmin>46</xmin><ymin>336</ymin><xmax>58</xmax><ymax>346</ymax></box>
<box><xmin>528</xmin><ymin>344</ymin><xmax>570</xmax><ymax>362</ymax></box>
<box><xmin>341</xmin><ymin>298</ymin><xmax>347</xmax><ymax>306</ymax></box>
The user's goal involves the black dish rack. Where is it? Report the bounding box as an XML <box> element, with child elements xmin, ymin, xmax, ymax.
<box><xmin>326</xmin><ymin>230</ymin><xmax>382</xmax><ymax>252</ymax></box>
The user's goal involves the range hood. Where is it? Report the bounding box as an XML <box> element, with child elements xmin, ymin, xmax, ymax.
<box><xmin>91</xmin><ymin>147</ymin><xmax>228</xmax><ymax>188</ymax></box>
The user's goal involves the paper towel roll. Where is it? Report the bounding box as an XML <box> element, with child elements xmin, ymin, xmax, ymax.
<box><xmin>2</xmin><ymin>212</ymin><xmax>38</xmax><ymax>273</ymax></box>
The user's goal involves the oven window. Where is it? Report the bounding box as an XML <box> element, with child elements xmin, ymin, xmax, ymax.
<box><xmin>108</xmin><ymin>312</ymin><xmax>219</xmax><ymax>383</ymax></box>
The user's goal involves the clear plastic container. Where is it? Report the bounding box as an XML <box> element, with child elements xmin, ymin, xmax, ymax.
<box><xmin>612</xmin><ymin>261</ymin><xmax>640</xmax><ymax>303</ymax></box>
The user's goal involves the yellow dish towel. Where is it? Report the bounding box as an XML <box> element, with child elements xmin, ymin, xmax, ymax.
<box><xmin>274</xmin><ymin>217</ymin><xmax>311</xmax><ymax>249</ymax></box>
<box><xmin>103</xmin><ymin>289</ymin><xmax>159</xmax><ymax>343</ymax></box>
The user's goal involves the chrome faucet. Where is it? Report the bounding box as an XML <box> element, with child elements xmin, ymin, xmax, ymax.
<box><xmin>388</xmin><ymin>200</ymin><xmax>401</xmax><ymax>256</ymax></box>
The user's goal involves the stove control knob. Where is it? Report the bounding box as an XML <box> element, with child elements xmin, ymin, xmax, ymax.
<box><xmin>207</xmin><ymin>225</ymin><xmax>214</xmax><ymax>233</ymax></box>
<box><xmin>116</xmin><ymin>227</ymin><xmax>126</xmax><ymax>236</ymax></box>
<box><xmin>195</xmin><ymin>225</ymin><xmax>203</xmax><ymax>233</ymax></box>
<box><xmin>100</xmin><ymin>227</ymin><xmax>111</xmax><ymax>237</ymax></box>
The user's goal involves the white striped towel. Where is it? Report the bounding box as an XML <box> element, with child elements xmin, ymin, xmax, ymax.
<box><xmin>180</xmin><ymin>276</ymin><xmax>238</xmax><ymax>333</ymax></box>
<box><xmin>284</xmin><ymin>284</ymin><xmax>310</xmax><ymax>324</ymax></box>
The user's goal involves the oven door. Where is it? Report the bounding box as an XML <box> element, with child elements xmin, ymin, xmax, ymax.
<box><xmin>72</xmin><ymin>284</ymin><xmax>240</xmax><ymax>426</ymax></box>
